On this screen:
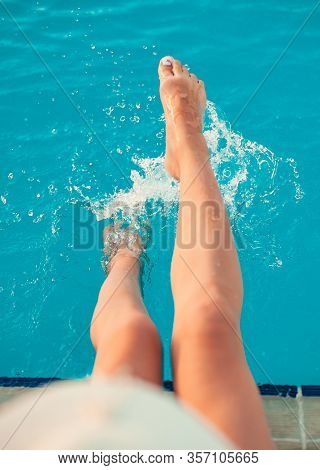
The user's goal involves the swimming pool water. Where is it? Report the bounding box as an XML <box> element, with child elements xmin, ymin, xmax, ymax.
<box><xmin>1</xmin><ymin>0</ymin><xmax>320</xmax><ymax>384</ymax></box>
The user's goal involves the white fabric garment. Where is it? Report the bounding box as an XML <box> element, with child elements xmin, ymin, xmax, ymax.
<box><xmin>0</xmin><ymin>376</ymin><xmax>232</xmax><ymax>449</ymax></box>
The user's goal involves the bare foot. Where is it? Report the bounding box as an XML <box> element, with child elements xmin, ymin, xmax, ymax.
<box><xmin>102</xmin><ymin>224</ymin><xmax>144</xmax><ymax>274</ymax></box>
<box><xmin>158</xmin><ymin>56</ymin><xmax>207</xmax><ymax>180</ymax></box>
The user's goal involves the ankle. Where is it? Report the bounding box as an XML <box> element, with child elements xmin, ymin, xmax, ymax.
<box><xmin>108</xmin><ymin>251</ymin><xmax>141</xmax><ymax>275</ymax></box>
<box><xmin>167</xmin><ymin>129</ymin><xmax>208</xmax><ymax>160</ymax></box>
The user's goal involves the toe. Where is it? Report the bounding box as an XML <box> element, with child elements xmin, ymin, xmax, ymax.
<box><xmin>190</xmin><ymin>73</ymin><xmax>199</xmax><ymax>82</ymax></box>
<box><xmin>172</xmin><ymin>59</ymin><xmax>183</xmax><ymax>75</ymax></box>
<box><xmin>158</xmin><ymin>56</ymin><xmax>174</xmax><ymax>80</ymax></box>
<box><xmin>181</xmin><ymin>65</ymin><xmax>189</xmax><ymax>75</ymax></box>
<box><xmin>198</xmin><ymin>79</ymin><xmax>205</xmax><ymax>89</ymax></box>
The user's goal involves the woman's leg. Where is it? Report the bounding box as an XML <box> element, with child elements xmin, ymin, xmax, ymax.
<box><xmin>159</xmin><ymin>57</ymin><xmax>273</xmax><ymax>449</ymax></box>
<box><xmin>90</xmin><ymin>230</ymin><xmax>162</xmax><ymax>385</ymax></box>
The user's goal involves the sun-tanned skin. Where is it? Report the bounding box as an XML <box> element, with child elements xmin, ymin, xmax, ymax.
<box><xmin>90</xmin><ymin>56</ymin><xmax>274</xmax><ymax>449</ymax></box>
<box><xmin>158</xmin><ymin>56</ymin><xmax>207</xmax><ymax>181</ymax></box>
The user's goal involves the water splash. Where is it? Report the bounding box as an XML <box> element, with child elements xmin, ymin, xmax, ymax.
<box><xmin>68</xmin><ymin>100</ymin><xmax>303</xmax><ymax>267</ymax></box>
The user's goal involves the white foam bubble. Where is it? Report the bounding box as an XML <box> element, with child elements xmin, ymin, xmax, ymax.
<box><xmin>89</xmin><ymin>100</ymin><xmax>302</xmax><ymax>214</ymax></box>
<box><xmin>69</xmin><ymin>100</ymin><xmax>304</xmax><ymax>266</ymax></box>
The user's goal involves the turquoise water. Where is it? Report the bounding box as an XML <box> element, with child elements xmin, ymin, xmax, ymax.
<box><xmin>1</xmin><ymin>0</ymin><xmax>319</xmax><ymax>384</ymax></box>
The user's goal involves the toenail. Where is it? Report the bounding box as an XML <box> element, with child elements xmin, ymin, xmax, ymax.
<box><xmin>161</xmin><ymin>56</ymin><xmax>174</xmax><ymax>66</ymax></box>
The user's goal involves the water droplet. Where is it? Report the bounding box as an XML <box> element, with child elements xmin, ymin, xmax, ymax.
<box><xmin>34</xmin><ymin>214</ymin><xmax>44</xmax><ymax>223</ymax></box>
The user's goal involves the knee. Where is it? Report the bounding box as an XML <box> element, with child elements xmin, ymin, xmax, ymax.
<box><xmin>174</xmin><ymin>301</ymin><xmax>240</xmax><ymax>347</ymax></box>
<box><xmin>91</xmin><ymin>311</ymin><xmax>161</xmax><ymax>352</ymax></box>
<box><xmin>176</xmin><ymin>278</ymin><xmax>243</xmax><ymax>325</ymax></box>
<box><xmin>120</xmin><ymin>314</ymin><xmax>161</xmax><ymax>350</ymax></box>
<box><xmin>203</xmin><ymin>279</ymin><xmax>243</xmax><ymax>319</ymax></box>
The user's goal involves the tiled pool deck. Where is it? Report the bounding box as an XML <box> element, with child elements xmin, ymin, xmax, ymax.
<box><xmin>0</xmin><ymin>379</ymin><xmax>319</xmax><ymax>450</ymax></box>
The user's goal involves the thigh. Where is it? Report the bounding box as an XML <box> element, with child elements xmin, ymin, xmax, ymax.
<box><xmin>171</xmin><ymin>305</ymin><xmax>273</xmax><ymax>449</ymax></box>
